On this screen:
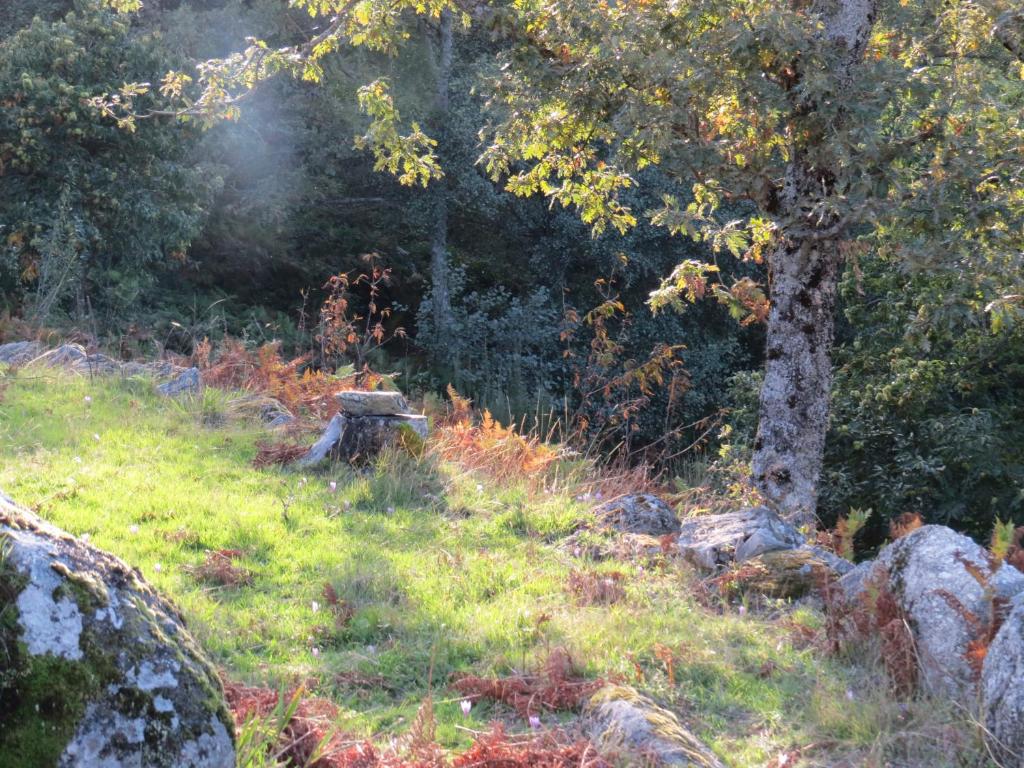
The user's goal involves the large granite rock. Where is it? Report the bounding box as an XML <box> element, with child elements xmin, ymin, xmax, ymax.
<box><xmin>982</xmin><ymin>593</ymin><xmax>1024</xmax><ymax>765</ymax></box>
<box><xmin>593</xmin><ymin>494</ymin><xmax>681</xmax><ymax>536</ymax></box>
<box><xmin>582</xmin><ymin>685</ymin><xmax>724</xmax><ymax>767</ymax></box>
<box><xmin>296</xmin><ymin>411</ymin><xmax>428</xmax><ymax>466</ymax></box>
<box><xmin>841</xmin><ymin>525</ymin><xmax>1024</xmax><ymax>698</ymax></box>
<box><xmin>677</xmin><ymin>507</ymin><xmax>805</xmax><ymax>571</ymax></box>
<box><xmin>335</xmin><ymin>390</ymin><xmax>410</xmax><ymax>416</ymax></box>
<box><xmin>0</xmin><ymin>492</ymin><xmax>235</xmax><ymax>767</ymax></box>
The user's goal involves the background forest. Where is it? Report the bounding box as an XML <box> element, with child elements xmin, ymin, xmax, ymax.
<box><xmin>1</xmin><ymin>0</ymin><xmax>1022</xmax><ymax>545</ymax></box>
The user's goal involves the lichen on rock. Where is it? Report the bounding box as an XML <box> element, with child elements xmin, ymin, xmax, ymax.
<box><xmin>0</xmin><ymin>491</ymin><xmax>235</xmax><ymax>767</ymax></box>
<box><xmin>582</xmin><ymin>684</ymin><xmax>725</xmax><ymax>767</ymax></box>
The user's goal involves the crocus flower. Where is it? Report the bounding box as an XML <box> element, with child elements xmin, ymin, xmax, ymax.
<box><xmin>153</xmin><ymin>563</ymin><xmax>162</xmax><ymax>573</ymax></box>
<box><xmin>460</xmin><ymin>700</ymin><xmax>472</xmax><ymax>716</ymax></box>
<box><xmin>329</xmin><ymin>481</ymin><xmax>337</xmax><ymax>493</ymax></box>
<box><xmin>528</xmin><ymin>714</ymin><xmax>541</xmax><ymax>729</ymax></box>
<box><xmin>129</xmin><ymin>524</ymin><xmax>139</xmax><ymax>534</ymax></box>
<box><xmin>83</xmin><ymin>396</ymin><xmax>92</xmax><ymax>404</ymax></box>
<box><xmin>311</xmin><ymin>647</ymin><xmax>321</xmax><ymax>657</ymax></box>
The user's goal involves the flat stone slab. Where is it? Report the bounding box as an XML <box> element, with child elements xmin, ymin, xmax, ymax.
<box><xmin>335</xmin><ymin>390</ymin><xmax>411</xmax><ymax>416</ymax></box>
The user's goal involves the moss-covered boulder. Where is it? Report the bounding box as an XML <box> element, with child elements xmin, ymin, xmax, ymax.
<box><xmin>728</xmin><ymin>547</ymin><xmax>839</xmax><ymax>599</ymax></box>
<box><xmin>582</xmin><ymin>684</ymin><xmax>724</xmax><ymax>767</ymax></box>
<box><xmin>0</xmin><ymin>492</ymin><xmax>234</xmax><ymax>767</ymax></box>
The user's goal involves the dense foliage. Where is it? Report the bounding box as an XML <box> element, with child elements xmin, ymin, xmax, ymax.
<box><xmin>1</xmin><ymin>0</ymin><xmax>1023</xmax><ymax>541</ymax></box>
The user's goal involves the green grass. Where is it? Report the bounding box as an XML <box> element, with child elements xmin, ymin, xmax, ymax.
<box><xmin>0</xmin><ymin>366</ymin><xmax>993</xmax><ymax>766</ymax></box>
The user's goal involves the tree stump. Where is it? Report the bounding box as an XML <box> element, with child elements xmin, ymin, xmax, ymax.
<box><xmin>295</xmin><ymin>390</ymin><xmax>427</xmax><ymax>466</ymax></box>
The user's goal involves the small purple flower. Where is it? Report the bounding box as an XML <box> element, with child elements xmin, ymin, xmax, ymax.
<box><xmin>738</xmin><ymin>605</ymin><xmax>747</xmax><ymax>616</ymax></box>
<box><xmin>328</xmin><ymin>481</ymin><xmax>337</xmax><ymax>493</ymax></box>
<box><xmin>846</xmin><ymin>689</ymin><xmax>855</xmax><ymax>701</ymax></box>
<box><xmin>129</xmin><ymin>524</ymin><xmax>139</xmax><ymax>534</ymax></box>
<box><xmin>153</xmin><ymin>563</ymin><xmax>162</xmax><ymax>573</ymax></box>
<box><xmin>83</xmin><ymin>395</ymin><xmax>92</xmax><ymax>404</ymax></box>
<box><xmin>460</xmin><ymin>700</ymin><xmax>472</xmax><ymax>716</ymax></box>
<box><xmin>311</xmin><ymin>647</ymin><xmax>321</xmax><ymax>657</ymax></box>
<box><xmin>528</xmin><ymin>714</ymin><xmax>541</xmax><ymax>730</ymax></box>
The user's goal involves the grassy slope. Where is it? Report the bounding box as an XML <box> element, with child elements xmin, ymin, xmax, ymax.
<box><xmin>0</xmin><ymin>366</ymin><xmax>990</xmax><ymax>767</ymax></box>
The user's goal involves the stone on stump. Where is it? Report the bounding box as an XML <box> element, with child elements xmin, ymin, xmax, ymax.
<box><xmin>296</xmin><ymin>390</ymin><xmax>427</xmax><ymax>466</ymax></box>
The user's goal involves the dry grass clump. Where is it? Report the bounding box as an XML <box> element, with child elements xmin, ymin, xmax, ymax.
<box><xmin>429</xmin><ymin>387</ymin><xmax>561</xmax><ymax>486</ymax></box>
<box><xmin>191</xmin><ymin>338</ymin><xmax>385</xmax><ymax>420</ymax></box>
<box><xmin>184</xmin><ymin>548</ymin><xmax>253</xmax><ymax>587</ymax></box>
<box><xmin>566</xmin><ymin>569</ymin><xmax>627</xmax><ymax>606</ymax></box>
<box><xmin>227</xmin><ymin>681</ymin><xmax>609</xmax><ymax>768</ymax></box>
<box><xmin>452</xmin><ymin>648</ymin><xmax>602</xmax><ymax>719</ymax></box>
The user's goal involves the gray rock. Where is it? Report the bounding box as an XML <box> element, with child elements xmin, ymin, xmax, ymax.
<box><xmin>582</xmin><ymin>684</ymin><xmax>725</xmax><ymax>767</ymax></box>
<box><xmin>982</xmin><ymin>592</ymin><xmax>1024</xmax><ymax>765</ymax></box>
<box><xmin>677</xmin><ymin>507</ymin><xmax>804</xmax><ymax>571</ymax></box>
<box><xmin>0</xmin><ymin>341</ymin><xmax>43</xmax><ymax>365</ymax></box>
<box><xmin>593</xmin><ymin>494</ymin><xmax>680</xmax><ymax>536</ymax></box>
<box><xmin>335</xmin><ymin>390</ymin><xmax>410</xmax><ymax>416</ymax></box>
<box><xmin>156</xmin><ymin>367</ymin><xmax>202</xmax><ymax>397</ymax></box>
<box><xmin>0</xmin><ymin>492</ymin><xmax>235</xmax><ymax>766</ymax></box>
<box><xmin>31</xmin><ymin>343</ymin><xmax>88</xmax><ymax>367</ymax></box>
<box><xmin>65</xmin><ymin>353</ymin><xmax>123</xmax><ymax>376</ymax></box>
<box><xmin>849</xmin><ymin>525</ymin><xmax>1024</xmax><ymax>698</ymax></box>
<box><xmin>296</xmin><ymin>412</ymin><xmax>429</xmax><ymax>466</ymax></box>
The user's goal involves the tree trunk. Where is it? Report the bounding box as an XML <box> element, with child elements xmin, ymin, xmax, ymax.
<box><xmin>750</xmin><ymin>0</ymin><xmax>877</xmax><ymax>527</ymax></box>
<box><xmin>752</xmin><ymin>232</ymin><xmax>842</xmax><ymax>527</ymax></box>
<box><xmin>428</xmin><ymin>9</ymin><xmax>454</xmax><ymax>339</ymax></box>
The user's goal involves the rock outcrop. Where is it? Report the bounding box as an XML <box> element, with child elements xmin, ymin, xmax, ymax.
<box><xmin>156</xmin><ymin>367</ymin><xmax>202</xmax><ymax>397</ymax></box>
<box><xmin>592</xmin><ymin>494</ymin><xmax>681</xmax><ymax>536</ymax></box>
<box><xmin>676</xmin><ymin>507</ymin><xmax>805</xmax><ymax>571</ymax></box>
<box><xmin>582</xmin><ymin>685</ymin><xmax>725</xmax><ymax>767</ymax></box>
<box><xmin>0</xmin><ymin>492</ymin><xmax>235</xmax><ymax>767</ymax></box>
<box><xmin>840</xmin><ymin>525</ymin><xmax>1024</xmax><ymax>698</ymax></box>
<box><xmin>0</xmin><ymin>341</ymin><xmax>43</xmax><ymax>365</ymax></box>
